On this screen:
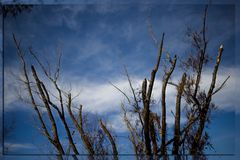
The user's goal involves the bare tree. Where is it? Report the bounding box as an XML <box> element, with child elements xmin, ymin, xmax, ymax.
<box><xmin>13</xmin><ymin>34</ymin><xmax>118</xmax><ymax>160</ymax></box>
<box><xmin>115</xmin><ymin>5</ymin><xmax>229</xmax><ymax>160</ymax></box>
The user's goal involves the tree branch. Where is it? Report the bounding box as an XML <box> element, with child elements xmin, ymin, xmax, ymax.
<box><xmin>161</xmin><ymin>55</ymin><xmax>177</xmax><ymax>156</ymax></box>
<box><xmin>99</xmin><ymin>120</ymin><xmax>118</xmax><ymax>160</ymax></box>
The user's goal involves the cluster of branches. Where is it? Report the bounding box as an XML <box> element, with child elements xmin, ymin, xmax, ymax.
<box><xmin>112</xmin><ymin>6</ymin><xmax>229</xmax><ymax>160</ymax></box>
<box><xmin>12</xmin><ymin>5</ymin><xmax>229</xmax><ymax>160</ymax></box>
<box><xmin>13</xmin><ymin>35</ymin><xmax>118</xmax><ymax>160</ymax></box>
<box><xmin>1</xmin><ymin>4</ymin><xmax>33</xmax><ymax>18</ymax></box>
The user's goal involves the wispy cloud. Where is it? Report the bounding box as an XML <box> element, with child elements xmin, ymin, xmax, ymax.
<box><xmin>4</xmin><ymin>142</ymin><xmax>35</xmax><ymax>151</ymax></box>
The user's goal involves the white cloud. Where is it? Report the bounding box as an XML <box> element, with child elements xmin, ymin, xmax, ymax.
<box><xmin>62</xmin><ymin>67</ymin><xmax>240</xmax><ymax>132</ymax></box>
<box><xmin>4</xmin><ymin>66</ymin><xmax>240</xmax><ymax>133</ymax></box>
<box><xmin>4</xmin><ymin>69</ymin><xmax>22</xmax><ymax>107</ymax></box>
<box><xmin>5</xmin><ymin>66</ymin><xmax>240</xmax><ymax>113</ymax></box>
<box><xmin>67</xmin><ymin>78</ymin><xmax>132</xmax><ymax>114</ymax></box>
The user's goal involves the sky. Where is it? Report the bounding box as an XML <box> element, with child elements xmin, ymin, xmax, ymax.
<box><xmin>1</xmin><ymin>0</ymin><xmax>240</xmax><ymax>160</ymax></box>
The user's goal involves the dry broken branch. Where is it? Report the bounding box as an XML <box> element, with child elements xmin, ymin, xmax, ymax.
<box><xmin>161</xmin><ymin>55</ymin><xmax>177</xmax><ymax>157</ymax></box>
<box><xmin>99</xmin><ymin>120</ymin><xmax>118</xmax><ymax>160</ymax></box>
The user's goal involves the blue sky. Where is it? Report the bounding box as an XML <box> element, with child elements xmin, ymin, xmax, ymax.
<box><xmin>1</xmin><ymin>1</ymin><xmax>240</xmax><ymax>160</ymax></box>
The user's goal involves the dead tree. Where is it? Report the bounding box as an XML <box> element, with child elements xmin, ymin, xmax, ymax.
<box><xmin>13</xmin><ymin>35</ymin><xmax>65</xmax><ymax>159</ymax></box>
<box><xmin>116</xmin><ymin>5</ymin><xmax>229</xmax><ymax>160</ymax></box>
<box><xmin>13</xmin><ymin>34</ymin><xmax>117</xmax><ymax>160</ymax></box>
